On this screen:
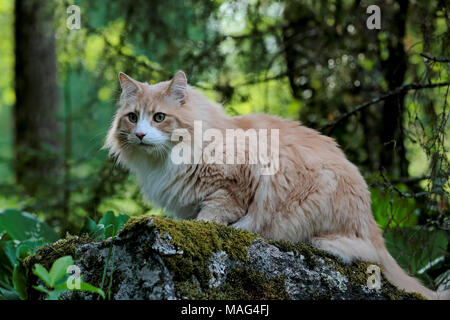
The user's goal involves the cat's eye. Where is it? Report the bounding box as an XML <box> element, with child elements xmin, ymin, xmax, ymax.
<box><xmin>128</xmin><ymin>112</ymin><xmax>138</xmax><ymax>123</ymax></box>
<box><xmin>153</xmin><ymin>112</ymin><xmax>166</xmax><ymax>123</ymax></box>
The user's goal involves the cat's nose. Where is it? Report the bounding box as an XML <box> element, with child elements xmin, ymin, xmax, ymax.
<box><xmin>135</xmin><ymin>132</ymin><xmax>146</xmax><ymax>140</ymax></box>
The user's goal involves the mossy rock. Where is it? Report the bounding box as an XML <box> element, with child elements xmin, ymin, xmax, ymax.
<box><xmin>24</xmin><ymin>215</ymin><xmax>423</xmax><ymax>300</ymax></box>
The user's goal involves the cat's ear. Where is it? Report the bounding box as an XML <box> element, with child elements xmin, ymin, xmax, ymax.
<box><xmin>118</xmin><ymin>72</ymin><xmax>141</xmax><ymax>101</ymax></box>
<box><xmin>167</xmin><ymin>70</ymin><xmax>187</xmax><ymax>106</ymax></box>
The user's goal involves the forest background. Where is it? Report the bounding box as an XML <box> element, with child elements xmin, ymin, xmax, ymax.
<box><xmin>0</xmin><ymin>0</ymin><xmax>448</xmax><ymax>296</ymax></box>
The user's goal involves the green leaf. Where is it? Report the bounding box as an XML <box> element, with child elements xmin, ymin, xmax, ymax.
<box><xmin>33</xmin><ymin>264</ymin><xmax>51</xmax><ymax>286</ymax></box>
<box><xmin>13</xmin><ymin>263</ymin><xmax>27</xmax><ymax>299</ymax></box>
<box><xmin>116</xmin><ymin>213</ymin><xmax>130</xmax><ymax>231</ymax></box>
<box><xmin>435</xmin><ymin>270</ymin><xmax>450</xmax><ymax>289</ymax></box>
<box><xmin>0</xmin><ymin>236</ymin><xmax>18</xmax><ymax>298</ymax></box>
<box><xmin>35</xmin><ymin>285</ymin><xmax>69</xmax><ymax>300</ymax></box>
<box><xmin>0</xmin><ymin>238</ymin><xmax>17</xmax><ymax>269</ymax></box>
<box><xmin>80</xmin><ymin>217</ymin><xmax>99</xmax><ymax>238</ymax></box>
<box><xmin>0</xmin><ymin>233</ymin><xmax>46</xmax><ymax>300</ymax></box>
<box><xmin>49</xmin><ymin>256</ymin><xmax>73</xmax><ymax>287</ymax></box>
<box><xmin>0</xmin><ymin>286</ymin><xmax>20</xmax><ymax>300</ymax></box>
<box><xmin>46</xmin><ymin>290</ymin><xmax>62</xmax><ymax>301</ymax></box>
<box><xmin>98</xmin><ymin>211</ymin><xmax>129</xmax><ymax>239</ymax></box>
<box><xmin>33</xmin><ymin>285</ymin><xmax>50</xmax><ymax>293</ymax></box>
<box><xmin>53</xmin><ymin>279</ymin><xmax>105</xmax><ymax>299</ymax></box>
<box><xmin>0</xmin><ymin>209</ymin><xmax>59</xmax><ymax>242</ymax></box>
<box><xmin>15</xmin><ymin>241</ymin><xmax>36</xmax><ymax>260</ymax></box>
<box><xmin>98</xmin><ymin>211</ymin><xmax>116</xmax><ymax>239</ymax></box>
<box><xmin>78</xmin><ymin>281</ymin><xmax>105</xmax><ymax>299</ymax></box>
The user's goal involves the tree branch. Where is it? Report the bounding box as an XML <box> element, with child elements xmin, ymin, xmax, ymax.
<box><xmin>420</xmin><ymin>53</ymin><xmax>450</xmax><ymax>63</ymax></box>
<box><xmin>321</xmin><ymin>81</ymin><xmax>450</xmax><ymax>135</ymax></box>
<box><xmin>378</xmin><ymin>171</ymin><xmax>444</xmax><ymax>200</ymax></box>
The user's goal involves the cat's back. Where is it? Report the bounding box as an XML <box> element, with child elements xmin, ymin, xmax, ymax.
<box><xmin>231</xmin><ymin>113</ymin><xmax>346</xmax><ymax>164</ymax></box>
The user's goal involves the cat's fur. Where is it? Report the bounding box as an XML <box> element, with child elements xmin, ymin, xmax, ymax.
<box><xmin>105</xmin><ymin>71</ymin><xmax>448</xmax><ymax>300</ymax></box>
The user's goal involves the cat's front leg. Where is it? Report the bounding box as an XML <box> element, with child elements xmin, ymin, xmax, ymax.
<box><xmin>196</xmin><ymin>189</ymin><xmax>245</xmax><ymax>225</ymax></box>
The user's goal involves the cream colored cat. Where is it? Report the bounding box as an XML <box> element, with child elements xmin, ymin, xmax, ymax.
<box><xmin>105</xmin><ymin>70</ymin><xmax>448</xmax><ymax>300</ymax></box>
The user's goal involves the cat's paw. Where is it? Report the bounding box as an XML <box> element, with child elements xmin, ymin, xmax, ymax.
<box><xmin>196</xmin><ymin>211</ymin><xmax>227</xmax><ymax>225</ymax></box>
<box><xmin>230</xmin><ymin>214</ymin><xmax>253</xmax><ymax>231</ymax></box>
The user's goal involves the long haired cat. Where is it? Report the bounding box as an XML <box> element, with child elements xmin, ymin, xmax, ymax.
<box><xmin>105</xmin><ymin>70</ymin><xmax>448</xmax><ymax>300</ymax></box>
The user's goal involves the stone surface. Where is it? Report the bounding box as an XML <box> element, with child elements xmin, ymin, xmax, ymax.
<box><xmin>24</xmin><ymin>215</ymin><xmax>422</xmax><ymax>300</ymax></box>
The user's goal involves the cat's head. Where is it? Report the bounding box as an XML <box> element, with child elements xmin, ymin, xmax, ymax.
<box><xmin>104</xmin><ymin>71</ymin><xmax>224</xmax><ymax>165</ymax></box>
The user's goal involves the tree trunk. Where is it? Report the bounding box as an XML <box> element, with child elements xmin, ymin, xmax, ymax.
<box><xmin>379</xmin><ymin>0</ymin><xmax>409</xmax><ymax>177</ymax></box>
<box><xmin>14</xmin><ymin>0</ymin><xmax>61</xmax><ymax>210</ymax></box>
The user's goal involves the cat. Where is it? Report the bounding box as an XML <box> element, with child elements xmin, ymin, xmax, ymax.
<box><xmin>105</xmin><ymin>70</ymin><xmax>448</xmax><ymax>300</ymax></box>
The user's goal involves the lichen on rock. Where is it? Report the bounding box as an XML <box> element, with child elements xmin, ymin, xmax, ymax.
<box><xmin>24</xmin><ymin>215</ymin><xmax>423</xmax><ymax>300</ymax></box>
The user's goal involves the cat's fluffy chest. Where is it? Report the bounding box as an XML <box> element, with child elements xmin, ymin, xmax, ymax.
<box><xmin>129</xmin><ymin>155</ymin><xmax>199</xmax><ymax>219</ymax></box>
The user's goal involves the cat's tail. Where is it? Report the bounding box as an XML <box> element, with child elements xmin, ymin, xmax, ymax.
<box><xmin>311</xmin><ymin>234</ymin><xmax>449</xmax><ymax>300</ymax></box>
<box><xmin>376</xmin><ymin>244</ymin><xmax>449</xmax><ymax>300</ymax></box>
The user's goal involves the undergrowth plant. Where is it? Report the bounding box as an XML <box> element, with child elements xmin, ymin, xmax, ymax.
<box><xmin>33</xmin><ymin>255</ymin><xmax>105</xmax><ymax>300</ymax></box>
<box><xmin>0</xmin><ymin>209</ymin><xmax>129</xmax><ymax>300</ymax></box>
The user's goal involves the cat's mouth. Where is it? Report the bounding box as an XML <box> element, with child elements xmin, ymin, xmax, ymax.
<box><xmin>138</xmin><ymin>142</ymin><xmax>155</xmax><ymax>147</ymax></box>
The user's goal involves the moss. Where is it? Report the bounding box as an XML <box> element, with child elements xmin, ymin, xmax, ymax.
<box><xmin>120</xmin><ymin>215</ymin><xmax>258</xmax><ymax>289</ymax></box>
<box><xmin>121</xmin><ymin>215</ymin><xmax>258</xmax><ymax>261</ymax></box>
<box><xmin>220</xmin><ymin>267</ymin><xmax>288</xmax><ymax>299</ymax></box>
<box><xmin>23</xmin><ymin>234</ymin><xmax>92</xmax><ymax>272</ymax></box>
<box><xmin>333</xmin><ymin>261</ymin><xmax>424</xmax><ymax>300</ymax></box>
<box><xmin>378</xmin><ymin>277</ymin><xmax>425</xmax><ymax>300</ymax></box>
<box><xmin>176</xmin><ymin>267</ymin><xmax>288</xmax><ymax>300</ymax></box>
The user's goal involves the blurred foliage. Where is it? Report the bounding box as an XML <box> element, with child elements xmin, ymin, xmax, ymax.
<box><xmin>0</xmin><ymin>209</ymin><xmax>59</xmax><ymax>299</ymax></box>
<box><xmin>0</xmin><ymin>209</ymin><xmax>118</xmax><ymax>300</ymax></box>
<box><xmin>384</xmin><ymin>226</ymin><xmax>448</xmax><ymax>284</ymax></box>
<box><xmin>0</xmin><ymin>0</ymin><xmax>448</xmax><ymax>291</ymax></box>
